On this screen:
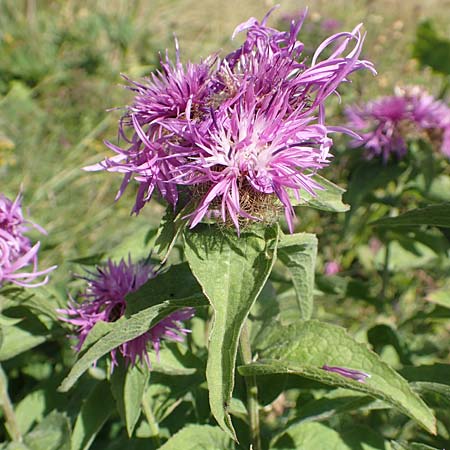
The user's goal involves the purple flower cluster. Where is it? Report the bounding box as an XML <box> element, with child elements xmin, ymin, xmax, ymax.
<box><xmin>346</xmin><ymin>86</ymin><xmax>450</xmax><ymax>162</ymax></box>
<box><xmin>88</xmin><ymin>9</ymin><xmax>374</xmax><ymax>232</ymax></box>
<box><xmin>59</xmin><ymin>258</ymin><xmax>195</xmax><ymax>368</ymax></box>
<box><xmin>0</xmin><ymin>192</ymin><xmax>56</xmax><ymax>288</ymax></box>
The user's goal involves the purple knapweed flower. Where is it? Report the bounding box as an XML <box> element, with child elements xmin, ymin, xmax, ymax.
<box><xmin>0</xmin><ymin>192</ymin><xmax>56</xmax><ymax>288</ymax></box>
<box><xmin>324</xmin><ymin>260</ymin><xmax>341</xmax><ymax>276</ymax></box>
<box><xmin>87</xmin><ymin>9</ymin><xmax>374</xmax><ymax>232</ymax></box>
<box><xmin>346</xmin><ymin>86</ymin><xmax>450</xmax><ymax>162</ymax></box>
<box><xmin>58</xmin><ymin>258</ymin><xmax>195</xmax><ymax>369</ymax></box>
<box><xmin>322</xmin><ymin>365</ymin><xmax>371</xmax><ymax>383</ymax></box>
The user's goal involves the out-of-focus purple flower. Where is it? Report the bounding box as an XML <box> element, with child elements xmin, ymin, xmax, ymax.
<box><xmin>346</xmin><ymin>86</ymin><xmax>450</xmax><ymax>162</ymax></box>
<box><xmin>0</xmin><ymin>192</ymin><xmax>56</xmax><ymax>288</ymax></box>
<box><xmin>88</xmin><ymin>9</ymin><xmax>374</xmax><ymax>232</ymax></box>
<box><xmin>322</xmin><ymin>364</ymin><xmax>371</xmax><ymax>383</ymax></box>
<box><xmin>58</xmin><ymin>258</ymin><xmax>195</xmax><ymax>369</ymax></box>
<box><xmin>324</xmin><ymin>260</ymin><xmax>341</xmax><ymax>276</ymax></box>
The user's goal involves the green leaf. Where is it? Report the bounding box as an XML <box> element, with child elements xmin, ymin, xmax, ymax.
<box><xmin>287</xmin><ymin>388</ymin><xmax>374</xmax><ymax>425</ymax></box>
<box><xmin>344</xmin><ymin>162</ymin><xmax>404</xmax><ymax>212</ymax></box>
<box><xmin>291</xmin><ymin>174</ymin><xmax>349</xmax><ymax>212</ymax></box>
<box><xmin>240</xmin><ymin>320</ymin><xmax>436</xmax><ymax>434</ymax></box>
<box><xmin>158</xmin><ymin>424</ymin><xmax>234</xmax><ymax>450</ymax></box>
<box><xmin>367</xmin><ymin>324</ymin><xmax>412</xmax><ymax>365</ymax></box>
<box><xmin>426</xmin><ymin>286</ymin><xmax>450</xmax><ymax>309</ymax></box>
<box><xmin>59</xmin><ymin>263</ymin><xmax>206</xmax><ymax>392</ymax></box>
<box><xmin>411</xmin><ymin>382</ymin><xmax>450</xmax><ymax>409</ymax></box>
<box><xmin>277</xmin><ymin>232</ymin><xmax>318</xmax><ymax>320</ymax></box>
<box><xmin>153</xmin><ymin>205</ymin><xmax>190</xmax><ymax>263</ymax></box>
<box><xmin>24</xmin><ymin>411</ymin><xmax>71</xmax><ymax>450</ymax></box>
<box><xmin>183</xmin><ymin>224</ymin><xmax>278</xmax><ymax>439</ymax></box>
<box><xmin>125</xmin><ymin>262</ymin><xmax>204</xmax><ymax>315</ymax></box>
<box><xmin>271</xmin><ymin>422</ymin><xmax>388</xmax><ymax>450</ymax></box>
<box><xmin>0</xmin><ymin>443</ymin><xmax>30</xmax><ymax>450</ymax></box>
<box><xmin>400</xmin><ymin>364</ymin><xmax>450</xmax><ymax>386</ymax></box>
<box><xmin>110</xmin><ymin>362</ymin><xmax>150</xmax><ymax>437</ymax></box>
<box><xmin>15</xmin><ymin>390</ymin><xmax>47</xmax><ymax>435</ymax></box>
<box><xmin>371</xmin><ymin>203</ymin><xmax>450</xmax><ymax>228</ymax></box>
<box><xmin>71</xmin><ymin>381</ymin><xmax>115</xmax><ymax>450</ymax></box>
<box><xmin>147</xmin><ymin>344</ymin><xmax>198</xmax><ymax>376</ymax></box>
<box><xmin>391</xmin><ymin>441</ymin><xmax>440</xmax><ymax>450</ymax></box>
<box><xmin>0</xmin><ymin>315</ymin><xmax>23</xmax><ymax>326</ymax></box>
<box><xmin>0</xmin><ymin>317</ymin><xmax>49</xmax><ymax>361</ymax></box>
<box><xmin>69</xmin><ymin>253</ymin><xmax>105</xmax><ymax>266</ymax></box>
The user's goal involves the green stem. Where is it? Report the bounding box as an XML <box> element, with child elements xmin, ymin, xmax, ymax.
<box><xmin>381</xmin><ymin>240</ymin><xmax>391</xmax><ymax>300</ymax></box>
<box><xmin>141</xmin><ymin>394</ymin><xmax>161</xmax><ymax>447</ymax></box>
<box><xmin>239</xmin><ymin>322</ymin><xmax>261</xmax><ymax>450</ymax></box>
<box><xmin>0</xmin><ymin>365</ymin><xmax>22</xmax><ymax>442</ymax></box>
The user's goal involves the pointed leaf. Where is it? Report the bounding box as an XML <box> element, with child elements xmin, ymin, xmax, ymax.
<box><xmin>71</xmin><ymin>381</ymin><xmax>115</xmax><ymax>450</ymax></box>
<box><xmin>426</xmin><ymin>286</ymin><xmax>450</xmax><ymax>309</ymax></box>
<box><xmin>400</xmin><ymin>364</ymin><xmax>450</xmax><ymax>386</ymax></box>
<box><xmin>271</xmin><ymin>422</ymin><xmax>388</xmax><ymax>450</ymax></box>
<box><xmin>277</xmin><ymin>232</ymin><xmax>318</xmax><ymax>319</ymax></box>
<box><xmin>411</xmin><ymin>382</ymin><xmax>450</xmax><ymax>409</ymax></box>
<box><xmin>371</xmin><ymin>203</ymin><xmax>450</xmax><ymax>228</ymax></box>
<box><xmin>158</xmin><ymin>424</ymin><xmax>234</xmax><ymax>450</ymax></box>
<box><xmin>391</xmin><ymin>442</ymin><xmax>440</xmax><ymax>450</ymax></box>
<box><xmin>152</xmin><ymin>203</ymin><xmax>195</xmax><ymax>263</ymax></box>
<box><xmin>344</xmin><ymin>161</ymin><xmax>404</xmax><ymax>212</ymax></box>
<box><xmin>287</xmin><ymin>388</ymin><xmax>374</xmax><ymax>425</ymax></box>
<box><xmin>239</xmin><ymin>320</ymin><xmax>436</xmax><ymax>434</ymax></box>
<box><xmin>24</xmin><ymin>411</ymin><xmax>71</xmax><ymax>450</ymax></box>
<box><xmin>0</xmin><ymin>319</ymin><xmax>49</xmax><ymax>361</ymax></box>
<box><xmin>291</xmin><ymin>174</ymin><xmax>349</xmax><ymax>212</ymax></box>
<box><xmin>111</xmin><ymin>363</ymin><xmax>150</xmax><ymax>437</ymax></box>
<box><xmin>184</xmin><ymin>225</ymin><xmax>278</xmax><ymax>439</ymax></box>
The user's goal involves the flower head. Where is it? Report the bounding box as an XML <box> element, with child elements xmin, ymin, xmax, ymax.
<box><xmin>88</xmin><ymin>10</ymin><xmax>374</xmax><ymax>232</ymax></box>
<box><xmin>346</xmin><ymin>86</ymin><xmax>450</xmax><ymax>162</ymax></box>
<box><xmin>0</xmin><ymin>192</ymin><xmax>56</xmax><ymax>288</ymax></box>
<box><xmin>59</xmin><ymin>258</ymin><xmax>195</xmax><ymax>369</ymax></box>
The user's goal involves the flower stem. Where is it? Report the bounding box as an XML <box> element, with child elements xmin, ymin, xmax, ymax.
<box><xmin>141</xmin><ymin>394</ymin><xmax>161</xmax><ymax>447</ymax></box>
<box><xmin>381</xmin><ymin>240</ymin><xmax>391</xmax><ymax>300</ymax></box>
<box><xmin>239</xmin><ymin>322</ymin><xmax>261</xmax><ymax>450</ymax></box>
<box><xmin>0</xmin><ymin>364</ymin><xmax>22</xmax><ymax>442</ymax></box>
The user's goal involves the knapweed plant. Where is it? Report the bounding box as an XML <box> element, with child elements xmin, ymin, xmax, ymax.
<box><xmin>1</xmin><ymin>6</ymin><xmax>449</xmax><ymax>450</ymax></box>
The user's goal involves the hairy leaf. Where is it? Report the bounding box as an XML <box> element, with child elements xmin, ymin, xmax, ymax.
<box><xmin>111</xmin><ymin>363</ymin><xmax>149</xmax><ymax>437</ymax></box>
<box><xmin>278</xmin><ymin>232</ymin><xmax>318</xmax><ymax>319</ymax></box>
<box><xmin>291</xmin><ymin>174</ymin><xmax>349</xmax><ymax>212</ymax></box>
<box><xmin>271</xmin><ymin>422</ymin><xmax>388</xmax><ymax>449</ymax></box>
<box><xmin>240</xmin><ymin>320</ymin><xmax>436</xmax><ymax>434</ymax></box>
<box><xmin>71</xmin><ymin>381</ymin><xmax>115</xmax><ymax>450</ymax></box>
<box><xmin>158</xmin><ymin>424</ymin><xmax>234</xmax><ymax>450</ymax></box>
<box><xmin>24</xmin><ymin>411</ymin><xmax>71</xmax><ymax>450</ymax></box>
<box><xmin>371</xmin><ymin>203</ymin><xmax>450</xmax><ymax>228</ymax></box>
<box><xmin>184</xmin><ymin>224</ymin><xmax>278</xmax><ymax>439</ymax></box>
